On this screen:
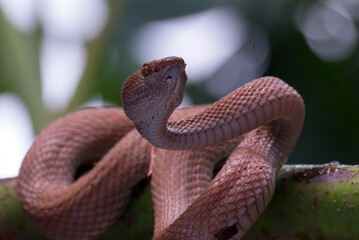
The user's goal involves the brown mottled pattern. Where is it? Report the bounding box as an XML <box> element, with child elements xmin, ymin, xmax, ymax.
<box><xmin>17</xmin><ymin>57</ymin><xmax>305</xmax><ymax>240</ymax></box>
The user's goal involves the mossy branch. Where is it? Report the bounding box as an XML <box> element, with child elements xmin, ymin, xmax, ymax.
<box><xmin>1</xmin><ymin>163</ymin><xmax>358</xmax><ymax>239</ymax></box>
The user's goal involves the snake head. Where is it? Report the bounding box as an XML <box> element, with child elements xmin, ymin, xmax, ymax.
<box><xmin>122</xmin><ymin>56</ymin><xmax>188</xmax><ymax>128</ymax></box>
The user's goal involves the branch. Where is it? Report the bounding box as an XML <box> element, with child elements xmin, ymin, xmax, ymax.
<box><xmin>244</xmin><ymin>163</ymin><xmax>359</xmax><ymax>239</ymax></box>
<box><xmin>1</xmin><ymin>164</ymin><xmax>358</xmax><ymax>239</ymax></box>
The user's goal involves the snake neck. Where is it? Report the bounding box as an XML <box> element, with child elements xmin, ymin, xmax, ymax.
<box><xmin>137</xmin><ymin>77</ymin><xmax>304</xmax><ymax>152</ymax></box>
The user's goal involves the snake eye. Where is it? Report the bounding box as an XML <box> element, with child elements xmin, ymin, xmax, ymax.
<box><xmin>142</xmin><ymin>65</ymin><xmax>151</xmax><ymax>75</ymax></box>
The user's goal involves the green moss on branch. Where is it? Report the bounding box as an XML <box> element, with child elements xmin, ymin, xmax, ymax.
<box><xmin>1</xmin><ymin>163</ymin><xmax>359</xmax><ymax>239</ymax></box>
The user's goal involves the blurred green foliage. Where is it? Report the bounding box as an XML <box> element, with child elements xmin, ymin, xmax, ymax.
<box><xmin>1</xmin><ymin>1</ymin><xmax>358</xmax><ymax>165</ymax></box>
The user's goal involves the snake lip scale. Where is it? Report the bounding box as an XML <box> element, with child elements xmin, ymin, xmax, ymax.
<box><xmin>17</xmin><ymin>56</ymin><xmax>305</xmax><ymax>240</ymax></box>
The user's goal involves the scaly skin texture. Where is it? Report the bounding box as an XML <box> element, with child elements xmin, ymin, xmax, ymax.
<box><xmin>17</xmin><ymin>56</ymin><xmax>305</xmax><ymax>240</ymax></box>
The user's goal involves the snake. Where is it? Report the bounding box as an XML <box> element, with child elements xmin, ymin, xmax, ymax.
<box><xmin>16</xmin><ymin>56</ymin><xmax>305</xmax><ymax>240</ymax></box>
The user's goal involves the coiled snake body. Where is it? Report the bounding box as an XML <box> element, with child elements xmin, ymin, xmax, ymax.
<box><xmin>17</xmin><ymin>57</ymin><xmax>305</xmax><ymax>239</ymax></box>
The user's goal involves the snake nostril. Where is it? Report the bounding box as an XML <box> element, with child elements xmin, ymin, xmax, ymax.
<box><xmin>214</xmin><ymin>224</ymin><xmax>238</xmax><ymax>240</ymax></box>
